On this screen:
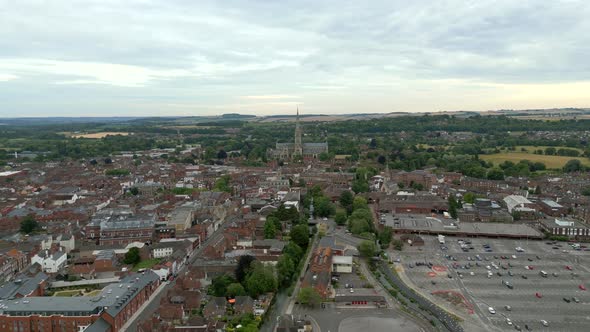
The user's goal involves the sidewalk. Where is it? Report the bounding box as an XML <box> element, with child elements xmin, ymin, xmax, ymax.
<box><xmin>119</xmin><ymin>281</ymin><xmax>169</xmax><ymax>331</ymax></box>
<box><xmin>358</xmin><ymin>259</ymin><xmax>395</xmax><ymax>308</ymax></box>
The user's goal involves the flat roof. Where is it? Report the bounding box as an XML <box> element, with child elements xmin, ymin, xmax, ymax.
<box><xmin>0</xmin><ymin>272</ymin><xmax>158</xmax><ymax>317</ymax></box>
<box><xmin>332</xmin><ymin>256</ymin><xmax>353</xmax><ymax>264</ymax></box>
<box><xmin>385</xmin><ymin>214</ymin><xmax>542</xmax><ymax>238</ymax></box>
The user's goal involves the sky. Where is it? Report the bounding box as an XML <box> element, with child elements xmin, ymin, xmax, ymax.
<box><xmin>1</xmin><ymin>0</ymin><xmax>590</xmax><ymax>117</ymax></box>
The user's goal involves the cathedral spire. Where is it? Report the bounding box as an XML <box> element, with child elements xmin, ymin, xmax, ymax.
<box><xmin>293</xmin><ymin>107</ymin><xmax>303</xmax><ymax>157</ymax></box>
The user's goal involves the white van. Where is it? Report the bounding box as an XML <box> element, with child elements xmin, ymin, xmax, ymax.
<box><xmin>540</xmin><ymin>270</ymin><xmax>548</xmax><ymax>278</ymax></box>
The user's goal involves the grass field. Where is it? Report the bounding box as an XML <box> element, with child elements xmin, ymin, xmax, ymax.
<box><xmin>480</xmin><ymin>152</ymin><xmax>590</xmax><ymax>169</ymax></box>
<box><xmin>66</xmin><ymin>132</ymin><xmax>130</xmax><ymax>139</ymax></box>
<box><xmin>54</xmin><ymin>290</ymin><xmax>83</xmax><ymax>297</ymax></box>
<box><xmin>132</xmin><ymin>258</ymin><xmax>161</xmax><ymax>271</ymax></box>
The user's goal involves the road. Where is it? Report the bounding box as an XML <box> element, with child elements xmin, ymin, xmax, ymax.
<box><xmin>125</xmin><ymin>221</ymin><xmax>231</xmax><ymax>331</ymax></box>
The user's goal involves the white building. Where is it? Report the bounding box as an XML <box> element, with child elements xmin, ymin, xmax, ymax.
<box><xmin>332</xmin><ymin>255</ymin><xmax>353</xmax><ymax>273</ymax></box>
<box><xmin>31</xmin><ymin>250</ymin><xmax>67</xmax><ymax>273</ymax></box>
<box><xmin>503</xmin><ymin>195</ymin><xmax>533</xmax><ymax>213</ymax></box>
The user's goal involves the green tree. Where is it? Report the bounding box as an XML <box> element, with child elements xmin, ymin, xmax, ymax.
<box><xmin>226</xmin><ymin>283</ymin><xmax>247</xmax><ymax>297</ymax></box>
<box><xmin>563</xmin><ymin>159</ymin><xmax>583</xmax><ymax>173</ymax></box>
<box><xmin>358</xmin><ymin>240</ymin><xmax>377</xmax><ymax>257</ymax></box>
<box><xmin>582</xmin><ymin>187</ymin><xmax>590</xmax><ymax>196</ymax></box>
<box><xmin>211</xmin><ymin>274</ymin><xmax>237</xmax><ymax>297</ymax></box>
<box><xmin>276</xmin><ymin>255</ymin><xmax>295</xmax><ymax>287</ymax></box>
<box><xmin>314</xmin><ymin>196</ymin><xmax>334</xmax><ymax>217</ymax></box>
<box><xmin>283</xmin><ymin>242</ymin><xmax>303</xmax><ymax>262</ymax></box>
<box><xmin>290</xmin><ymin>225</ymin><xmax>310</xmax><ymax>248</ymax></box>
<box><xmin>486</xmin><ymin>168</ymin><xmax>504</xmax><ymax>180</ymax></box>
<box><xmin>129</xmin><ymin>187</ymin><xmax>139</xmax><ymax>195</ymax></box>
<box><xmin>463</xmin><ymin>192</ymin><xmax>476</xmax><ymax>204</ymax></box>
<box><xmin>448</xmin><ymin>195</ymin><xmax>460</xmax><ymax>219</ymax></box>
<box><xmin>123</xmin><ymin>247</ymin><xmax>141</xmax><ymax>265</ymax></box>
<box><xmin>245</xmin><ymin>262</ymin><xmax>277</xmax><ymax>297</ymax></box>
<box><xmin>352</xmin><ymin>196</ymin><xmax>368</xmax><ymax>211</ymax></box>
<box><xmin>19</xmin><ymin>215</ymin><xmax>38</xmax><ymax>234</ymax></box>
<box><xmin>339</xmin><ymin>191</ymin><xmax>354</xmax><ymax>212</ymax></box>
<box><xmin>263</xmin><ymin>219</ymin><xmax>277</xmax><ymax>239</ymax></box>
<box><xmin>235</xmin><ymin>255</ymin><xmax>256</xmax><ymax>283</ymax></box>
<box><xmin>297</xmin><ymin>287</ymin><xmax>322</xmax><ymax>307</ymax></box>
<box><xmin>378</xmin><ymin>227</ymin><xmax>392</xmax><ymax>248</ymax></box>
<box><xmin>352</xmin><ymin>179</ymin><xmax>369</xmax><ymax>193</ymax></box>
<box><xmin>334</xmin><ymin>209</ymin><xmax>348</xmax><ymax>226</ymax></box>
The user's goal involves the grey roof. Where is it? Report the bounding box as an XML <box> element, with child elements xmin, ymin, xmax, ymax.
<box><xmin>84</xmin><ymin>318</ymin><xmax>111</xmax><ymax>332</ymax></box>
<box><xmin>0</xmin><ymin>271</ymin><xmax>159</xmax><ymax>317</ymax></box>
<box><xmin>0</xmin><ymin>272</ymin><xmax>49</xmax><ymax>300</ymax></box>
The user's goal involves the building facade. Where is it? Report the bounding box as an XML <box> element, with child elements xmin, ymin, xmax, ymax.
<box><xmin>268</xmin><ymin>109</ymin><xmax>328</xmax><ymax>160</ymax></box>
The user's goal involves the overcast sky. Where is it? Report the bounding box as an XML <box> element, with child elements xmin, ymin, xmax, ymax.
<box><xmin>1</xmin><ymin>0</ymin><xmax>589</xmax><ymax>117</ymax></box>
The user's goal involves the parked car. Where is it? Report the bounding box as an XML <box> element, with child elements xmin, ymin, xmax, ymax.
<box><xmin>504</xmin><ymin>305</ymin><xmax>512</xmax><ymax>311</ymax></box>
<box><xmin>488</xmin><ymin>307</ymin><xmax>496</xmax><ymax>314</ymax></box>
<box><xmin>521</xmin><ymin>275</ymin><xmax>528</xmax><ymax>279</ymax></box>
<box><xmin>563</xmin><ymin>297</ymin><xmax>571</xmax><ymax>303</ymax></box>
<box><xmin>540</xmin><ymin>320</ymin><xmax>549</xmax><ymax>327</ymax></box>
<box><xmin>565</xmin><ymin>265</ymin><xmax>572</xmax><ymax>270</ymax></box>
<box><xmin>579</xmin><ymin>284</ymin><xmax>586</xmax><ymax>291</ymax></box>
<box><xmin>572</xmin><ymin>297</ymin><xmax>580</xmax><ymax>303</ymax></box>
<box><xmin>535</xmin><ymin>292</ymin><xmax>542</xmax><ymax>298</ymax></box>
<box><xmin>506</xmin><ymin>318</ymin><xmax>513</xmax><ymax>326</ymax></box>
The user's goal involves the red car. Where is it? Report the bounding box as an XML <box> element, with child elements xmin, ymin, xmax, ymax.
<box><xmin>526</xmin><ymin>265</ymin><xmax>534</xmax><ymax>270</ymax></box>
<box><xmin>535</xmin><ymin>292</ymin><xmax>543</xmax><ymax>298</ymax></box>
<box><xmin>579</xmin><ymin>284</ymin><xmax>587</xmax><ymax>291</ymax></box>
<box><xmin>565</xmin><ymin>265</ymin><xmax>573</xmax><ymax>270</ymax></box>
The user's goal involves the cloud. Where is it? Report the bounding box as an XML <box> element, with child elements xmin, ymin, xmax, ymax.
<box><xmin>0</xmin><ymin>74</ymin><xmax>17</xmax><ymax>82</ymax></box>
<box><xmin>0</xmin><ymin>0</ymin><xmax>589</xmax><ymax>116</ymax></box>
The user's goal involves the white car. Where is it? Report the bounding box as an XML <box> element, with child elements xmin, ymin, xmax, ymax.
<box><xmin>540</xmin><ymin>320</ymin><xmax>549</xmax><ymax>327</ymax></box>
<box><xmin>506</xmin><ymin>318</ymin><xmax>513</xmax><ymax>326</ymax></box>
<box><xmin>486</xmin><ymin>266</ymin><xmax>491</xmax><ymax>270</ymax></box>
<box><xmin>350</xmin><ymin>288</ymin><xmax>354</xmax><ymax>293</ymax></box>
<box><xmin>511</xmin><ymin>255</ymin><xmax>517</xmax><ymax>259</ymax></box>
<box><xmin>470</xmin><ymin>272</ymin><xmax>475</xmax><ymax>276</ymax></box>
<box><xmin>488</xmin><ymin>307</ymin><xmax>496</xmax><ymax>314</ymax></box>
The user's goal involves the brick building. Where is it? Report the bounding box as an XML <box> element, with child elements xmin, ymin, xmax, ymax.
<box><xmin>0</xmin><ymin>272</ymin><xmax>160</xmax><ymax>332</ymax></box>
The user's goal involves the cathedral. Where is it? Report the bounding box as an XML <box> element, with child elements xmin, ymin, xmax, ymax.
<box><xmin>268</xmin><ymin>108</ymin><xmax>328</xmax><ymax>160</ymax></box>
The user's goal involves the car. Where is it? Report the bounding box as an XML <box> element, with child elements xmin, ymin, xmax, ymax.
<box><xmin>506</xmin><ymin>318</ymin><xmax>513</xmax><ymax>326</ymax></box>
<box><xmin>504</xmin><ymin>305</ymin><xmax>512</xmax><ymax>311</ymax></box>
<box><xmin>540</xmin><ymin>320</ymin><xmax>549</xmax><ymax>327</ymax></box>
<box><xmin>447</xmin><ymin>274</ymin><xmax>453</xmax><ymax>279</ymax></box>
<box><xmin>552</xmin><ymin>246</ymin><xmax>559</xmax><ymax>249</ymax></box>
<box><xmin>535</xmin><ymin>292</ymin><xmax>542</xmax><ymax>298</ymax></box>
<box><xmin>470</xmin><ymin>272</ymin><xmax>475</xmax><ymax>276</ymax></box>
<box><xmin>431</xmin><ymin>280</ymin><xmax>437</xmax><ymax>285</ymax></box>
<box><xmin>511</xmin><ymin>255</ymin><xmax>517</xmax><ymax>259</ymax></box>
<box><xmin>521</xmin><ymin>275</ymin><xmax>528</xmax><ymax>279</ymax></box>
<box><xmin>552</xmin><ymin>272</ymin><xmax>559</xmax><ymax>277</ymax></box>
<box><xmin>501</xmin><ymin>265</ymin><xmax>507</xmax><ymax>270</ymax></box>
<box><xmin>494</xmin><ymin>255</ymin><xmax>499</xmax><ymax>259</ymax></box>
<box><xmin>488</xmin><ymin>307</ymin><xmax>496</xmax><ymax>314</ymax></box>
<box><xmin>524</xmin><ymin>324</ymin><xmax>531</xmax><ymax>331</ymax></box>
<box><xmin>514</xmin><ymin>324</ymin><xmax>522</xmax><ymax>331</ymax></box>
<box><xmin>497</xmin><ymin>272</ymin><xmax>503</xmax><ymax>277</ymax></box>
<box><xmin>565</xmin><ymin>265</ymin><xmax>572</xmax><ymax>270</ymax></box>
<box><xmin>322</xmin><ymin>217</ymin><xmax>328</xmax><ymax>221</ymax></box>
<box><xmin>527</xmin><ymin>258</ymin><xmax>533</xmax><ymax>262</ymax></box>
<box><xmin>508</xmin><ymin>271</ymin><xmax>514</xmax><ymax>276</ymax></box>
<box><xmin>507</xmin><ymin>284</ymin><xmax>514</xmax><ymax>289</ymax></box>
<box><xmin>467</xmin><ymin>256</ymin><xmax>472</xmax><ymax>261</ymax></box>
<box><xmin>486</xmin><ymin>265</ymin><xmax>491</xmax><ymax>270</ymax></box>
<box><xmin>536</xmin><ymin>255</ymin><xmax>541</xmax><ymax>260</ymax></box>
<box><xmin>350</xmin><ymin>288</ymin><xmax>354</xmax><ymax>293</ymax></box>
<box><xmin>572</xmin><ymin>297</ymin><xmax>580</xmax><ymax>303</ymax></box>
<box><xmin>579</xmin><ymin>284</ymin><xmax>587</xmax><ymax>291</ymax></box>
<box><xmin>484</xmin><ymin>257</ymin><xmax>489</xmax><ymax>261</ymax></box>
<box><xmin>563</xmin><ymin>297</ymin><xmax>571</xmax><ymax>303</ymax></box>
<box><xmin>409</xmin><ymin>263</ymin><xmax>414</xmax><ymax>268</ymax></box>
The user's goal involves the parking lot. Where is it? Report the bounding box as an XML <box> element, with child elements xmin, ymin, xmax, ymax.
<box><xmin>392</xmin><ymin>235</ymin><xmax>590</xmax><ymax>332</ymax></box>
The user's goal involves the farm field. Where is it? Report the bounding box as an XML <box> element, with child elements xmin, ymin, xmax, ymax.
<box><xmin>66</xmin><ymin>132</ymin><xmax>130</xmax><ymax>139</ymax></box>
<box><xmin>480</xmin><ymin>152</ymin><xmax>590</xmax><ymax>169</ymax></box>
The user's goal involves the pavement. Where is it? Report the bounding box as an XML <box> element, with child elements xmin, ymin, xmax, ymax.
<box><xmin>396</xmin><ymin>235</ymin><xmax>590</xmax><ymax>332</ymax></box>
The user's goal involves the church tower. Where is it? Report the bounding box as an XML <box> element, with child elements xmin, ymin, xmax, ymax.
<box><xmin>293</xmin><ymin>107</ymin><xmax>303</xmax><ymax>157</ymax></box>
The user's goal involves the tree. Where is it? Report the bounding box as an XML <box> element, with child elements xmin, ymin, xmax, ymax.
<box><xmin>245</xmin><ymin>262</ymin><xmax>277</xmax><ymax>297</ymax></box>
<box><xmin>290</xmin><ymin>225</ymin><xmax>310</xmax><ymax>248</ymax></box>
<box><xmin>277</xmin><ymin>255</ymin><xmax>295</xmax><ymax>287</ymax></box>
<box><xmin>352</xmin><ymin>196</ymin><xmax>368</xmax><ymax>211</ymax></box>
<box><xmin>339</xmin><ymin>191</ymin><xmax>354</xmax><ymax>212</ymax></box>
<box><xmin>486</xmin><ymin>168</ymin><xmax>504</xmax><ymax>180</ymax></box>
<box><xmin>352</xmin><ymin>179</ymin><xmax>369</xmax><ymax>193</ymax></box>
<box><xmin>284</xmin><ymin>243</ymin><xmax>303</xmax><ymax>263</ymax></box>
<box><xmin>263</xmin><ymin>219</ymin><xmax>277</xmax><ymax>239</ymax></box>
<box><xmin>463</xmin><ymin>192</ymin><xmax>476</xmax><ymax>204</ymax></box>
<box><xmin>235</xmin><ymin>255</ymin><xmax>256</xmax><ymax>283</ymax></box>
<box><xmin>582</xmin><ymin>187</ymin><xmax>590</xmax><ymax>196</ymax></box>
<box><xmin>358</xmin><ymin>240</ymin><xmax>377</xmax><ymax>257</ymax></box>
<box><xmin>377</xmin><ymin>155</ymin><xmax>386</xmax><ymax>164</ymax></box>
<box><xmin>226</xmin><ymin>283</ymin><xmax>247</xmax><ymax>297</ymax></box>
<box><xmin>123</xmin><ymin>247</ymin><xmax>141</xmax><ymax>265</ymax></box>
<box><xmin>297</xmin><ymin>287</ymin><xmax>322</xmax><ymax>307</ymax></box>
<box><xmin>217</xmin><ymin>149</ymin><xmax>228</xmax><ymax>159</ymax></box>
<box><xmin>563</xmin><ymin>159</ymin><xmax>582</xmax><ymax>173</ymax></box>
<box><xmin>129</xmin><ymin>187</ymin><xmax>139</xmax><ymax>195</ymax></box>
<box><xmin>314</xmin><ymin>196</ymin><xmax>334</xmax><ymax>217</ymax></box>
<box><xmin>20</xmin><ymin>215</ymin><xmax>38</xmax><ymax>234</ymax></box>
<box><xmin>211</xmin><ymin>274</ymin><xmax>237</xmax><ymax>297</ymax></box>
<box><xmin>334</xmin><ymin>209</ymin><xmax>347</xmax><ymax>226</ymax></box>
<box><xmin>448</xmin><ymin>195</ymin><xmax>459</xmax><ymax>219</ymax></box>
<box><xmin>378</xmin><ymin>227</ymin><xmax>392</xmax><ymax>248</ymax></box>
